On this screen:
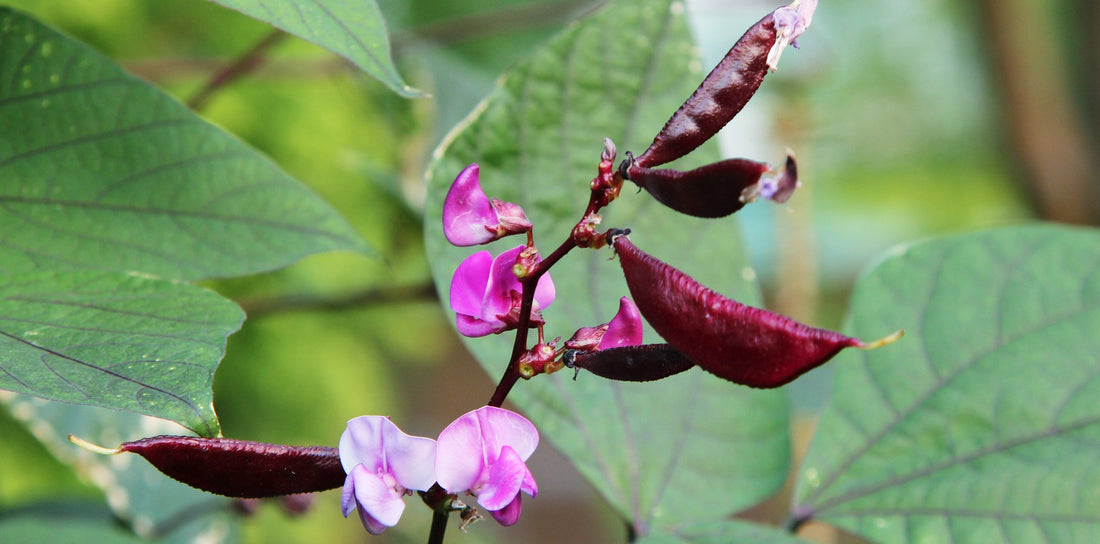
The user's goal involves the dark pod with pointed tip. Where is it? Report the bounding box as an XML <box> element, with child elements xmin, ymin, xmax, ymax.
<box><xmin>632</xmin><ymin>12</ymin><xmax>779</xmax><ymax>168</ymax></box>
<box><xmin>564</xmin><ymin>344</ymin><xmax>696</xmax><ymax>382</ymax></box>
<box><xmin>121</xmin><ymin>436</ymin><xmax>345</xmax><ymax>498</ymax></box>
<box><xmin>626</xmin><ymin>158</ymin><xmax>770</xmax><ymax>218</ymax></box>
<box><xmin>612</xmin><ymin>236</ymin><xmax>875</xmax><ymax>388</ymax></box>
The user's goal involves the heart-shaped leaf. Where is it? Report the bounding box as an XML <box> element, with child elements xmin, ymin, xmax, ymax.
<box><xmin>426</xmin><ymin>0</ymin><xmax>790</xmax><ymax>535</ymax></box>
<box><xmin>0</xmin><ymin>271</ymin><xmax>242</xmax><ymax>436</ymax></box>
<box><xmin>0</xmin><ymin>8</ymin><xmax>369</xmax><ymax>281</ymax></box>
<box><xmin>795</xmin><ymin>225</ymin><xmax>1100</xmax><ymax>543</ymax></box>
<box><xmin>207</xmin><ymin>0</ymin><xmax>418</xmax><ymax>97</ymax></box>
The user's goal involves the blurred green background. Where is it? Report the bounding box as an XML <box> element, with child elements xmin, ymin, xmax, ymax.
<box><xmin>0</xmin><ymin>0</ymin><xmax>1095</xmax><ymax>542</ymax></box>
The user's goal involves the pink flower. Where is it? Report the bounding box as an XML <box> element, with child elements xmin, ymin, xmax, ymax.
<box><xmin>339</xmin><ymin>417</ymin><xmax>437</xmax><ymax>535</ymax></box>
<box><xmin>443</xmin><ymin>164</ymin><xmax>532</xmax><ymax>246</ymax></box>
<box><xmin>449</xmin><ymin>245</ymin><xmax>555</xmax><ymax>337</ymax></box>
<box><xmin>435</xmin><ymin>406</ymin><xmax>539</xmax><ymax>526</ymax></box>
<box><xmin>565</xmin><ymin>297</ymin><xmax>644</xmax><ymax>351</ymax></box>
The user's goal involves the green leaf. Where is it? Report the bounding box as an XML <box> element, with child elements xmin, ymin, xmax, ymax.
<box><xmin>0</xmin><ymin>271</ymin><xmax>243</xmax><ymax>436</ymax></box>
<box><xmin>1</xmin><ymin>394</ymin><xmax>238</xmax><ymax>543</ymax></box>
<box><xmin>637</xmin><ymin>520</ymin><xmax>813</xmax><ymax>544</ymax></box>
<box><xmin>0</xmin><ymin>502</ymin><xmax>150</xmax><ymax>544</ymax></box>
<box><xmin>206</xmin><ymin>0</ymin><xmax>418</xmax><ymax>97</ymax></box>
<box><xmin>795</xmin><ymin>225</ymin><xmax>1100</xmax><ymax>543</ymax></box>
<box><xmin>425</xmin><ymin>0</ymin><xmax>789</xmax><ymax>535</ymax></box>
<box><xmin>0</xmin><ymin>8</ymin><xmax>369</xmax><ymax>281</ymax></box>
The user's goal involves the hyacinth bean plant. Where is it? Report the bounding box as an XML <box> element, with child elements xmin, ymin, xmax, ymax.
<box><xmin>2</xmin><ymin>0</ymin><xmax>1099</xmax><ymax>543</ymax></box>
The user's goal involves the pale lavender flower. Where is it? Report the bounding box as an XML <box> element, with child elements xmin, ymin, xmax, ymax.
<box><xmin>443</xmin><ymin>164</ymin><xmax>532</xmax><ymax>247</ymax></box>
<box><xmin>449</xmin><ymin>245</ymin><xmax>555</xmax><ymax>337</ymax></box>
<box><xmin>435</xmin><ymin>406</ymin><xmax>539</xmax><ymax>526</ymax></box>
<box><xmin>339</xmin><ymin>416</ymin><xmax>437</xmax><ymax>535</ymax></box>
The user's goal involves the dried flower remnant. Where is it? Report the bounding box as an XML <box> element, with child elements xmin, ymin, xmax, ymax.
<box><xmin>444</xmin><ymin>164</ymin><xmax>532</xmax><ymax>246</ymax></box>
<box><xmin>450</xmin><ymin>245</ymin><xmax>555</xmax><ymax>337</ymax></box>
<box><xmin>564</xmin><ymin>296</ymin><xmax>644</xmax><ymax>351</ymax></box>
<box><xmin>611</xmin><ymin>233</ymin><xmax>900</xmax><ymax>388</ymax></box>
<box><xmin>339</xmin><ymin>416</ymin><xmax>437</xmax><ymax>534</ymax></box>
<box><xmin>436</xmin><ymin>407</ymin><xmax>539</xmax><ymax>526</ymax></box>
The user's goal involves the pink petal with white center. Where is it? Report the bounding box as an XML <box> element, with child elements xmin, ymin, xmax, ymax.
<box><xmin>598</xmin><ymin>297</ymin><xmax>644</xmax><ymax>350</ymax></box>
<box><xmin>443</xmin><ymin>164</ymin><xmax>499</xmax><ymax>247</ymax></box>
<box><xmin>435</xmin><ymin>411</ymin><xmax>486</xmax><ymax>493</ymax></box>
<box><xmin>475</xmin><ymin>406</ymin><xmax>539</xmax><ymax>461</ymax></box>
<box><xmin>347</xmin><ymin>464</ymin><xmax>406</xmax><ymax>534</ymax></box>
<box><xmin>339</xmin><ymin>416</ymin><xmax>391</xmax><ymax>473</ymax></box>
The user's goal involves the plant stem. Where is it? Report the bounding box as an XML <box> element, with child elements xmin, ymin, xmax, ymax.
<box><xmin>427</xmin><ymin>509</ymin><xmax>449</xmax><ymax>544</ymax></box>
<box><xmin>487</xmin><ymin>237</ymin><xmax>577</xmax><ymax>407</ymax></box>
<box><xmin>187</xmin><ymin>29</ymin><xmax>287</xmax><ymax>112</ymax></box>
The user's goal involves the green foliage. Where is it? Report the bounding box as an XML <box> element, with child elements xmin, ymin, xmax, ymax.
<box><xmin>797</xmin><ymin>225</ymin><xmax>1100</xmax><ymax>543</ymax></box>
<box><xmin>424</xmin><ymin>0</ymin><xmax>789</xmax><ymax>536</ymax></box>
<box><xmin>637</xmin><ymin>520</ymin><xmax>812</xmax><ymax>544</ymax></box>
<box><xmin>206</xmin><ymin>0</ymin><xmax>418</xmax><ymax>97</ymax></box>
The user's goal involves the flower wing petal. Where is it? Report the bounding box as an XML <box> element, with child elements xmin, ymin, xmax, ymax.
<box><xmin>339</xmin><ymin>416</ymin><xmax>388</xmax><ymax>473</ymax></box>
<box><xmin>435</xmin><ymin>410</ymin><xmax>487</xmax><ymax>493</ymax></box>
<box><xmin>476</xmin><ymin>406</ymin><xmax>539</xmax><ymax>461</ymax></box>
<box><xmin>380</xmin><ymin>422</ymin><xmax>437</xmax><ymax>491</ymax></box>
<box><xmin>450</xmin><ymin>251</ymin><xmax>493</xmax><ymax>318</ymax></box>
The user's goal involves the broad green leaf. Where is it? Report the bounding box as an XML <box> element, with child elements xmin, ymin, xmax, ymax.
<box><xmin>0</xmin><ymin>271</ymin><xmax>243</xmax><ymax>436</ymax></box>
<box><xmin>637</xmin><ymin>520</ymin><xmax>812</xmax><ymax>544</ymax></box>
<box><xmin>0</xmin><ymin>502</ymin><xmax>149</xmax><ymax>544</ymax></box>
<box><xmin>425</xmin><ymin>0</ymin><xmax>789</xmax><ymax>535</ymax></box>
<box><xmin>795</xmin><ymin>225</ymin><xmax>1100</xmax><ymax>543</ymax></box>
<box><xmin>0</xmin><ymin>8</ymin><xmax>369</xmax><ymax>281</ymax></box>
<box><xmin>206</xmin><ymin>0</ymin><xmax>418</xmax><ymax>97</ymax></box>
<box><xmin>1</xmin><ymin>393</ymin><xmax>237</xmax><ymax>543</ymax></box>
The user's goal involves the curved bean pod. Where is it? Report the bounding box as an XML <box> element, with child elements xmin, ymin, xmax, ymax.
<box><xmin>564</xmin><ymin>344</ymin><xmax>696</xmax><ymax>382</ymax></box>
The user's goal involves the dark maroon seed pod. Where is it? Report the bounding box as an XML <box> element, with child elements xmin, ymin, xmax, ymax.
<box><xmin>564</xmin><ymin>344</ymin><xmax>696</xmax><ymax>382</ymax></box>
<box><xmin>633</xmin><ymin>12</ymin><xmax>779</xmax><ymax>168</ymax></box>
<box><xmin>120</xmin><ymin>436</ymin><xmax>345</xmax><ymax>498</ymax></box>
<box><xmin>625</xmin><ymin>158</ymin><xmax>769</xmax><ymax>218</ymax></box>
<box><xmin>612</xmin><ymin>236</ymin><xmax>898</xmax><ymax>388</ymax></box>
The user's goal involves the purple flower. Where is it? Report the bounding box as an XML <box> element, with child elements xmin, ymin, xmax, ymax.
<box><xmin>339</xmin><ymin>416</ymin><xmax>437</xmax><ymax>535</ymax></box>
<box><xmin>435</xmin><ymin>406</ymin><xmax>539</xmax><ymax>526</ymax></box>
<box><xmin>443</xmin><ymin>164</ymin><xmax>532</xmax><ymax>247</ymax></box>
<box><xmin>565</xmin><ymin>297</ymin><xmax>644</xmax><ymax>351</ymax></box>
<box><xmin>449</xmin><ymin>245</ymin><xmax>555</xmax><ymax>337</ymax></box>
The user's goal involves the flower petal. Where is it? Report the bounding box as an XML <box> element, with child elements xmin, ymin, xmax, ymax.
<box><xmin>477</xmin><ymin>445</ymin><xmax>530</xmax><ymax>511</ymax></box>
<box><xmin>450</xmin><ymin>251</ymin><xmax>493</xmax><ymax>318</ymax></box>
<box><xmin>598</xmin><ymin>297</ymin><xmax>644</xmax><ymax>350</ymax></box>
<box><xmin>455</xmin><ymin>314</ymin><xmax>503</xmax><ymax>338</ymax></box>
<box><xmin>379</xmin><ymin>420</ymin><xmax>437</xmax><ymax>492</ymax></box>
<box><xmin>443</xmin><ymin>164</ymin><xmax>499</xmax><ymax>246</ymax></box>
<box><xmin>532</xmin><ymin>270</ymin><xmax>555</xmax><ymax>312</ymax></box>
<box><xmin>475</xmin><ymin>406</ymin><xmax>539</xmax><ymax>462</ymax></box>
<box><xmin>487</xmin><ymin>495</ymin><xmax>524</xmax><ymax>526</ymax></box>
<box><xmin>435</xmin><ymin>410</ymin><xmax>488</xmax><ymax>494</ymax></box>
<box><xmin>339</xmin><ymin>416</ymin><xmax>390</xmax><ymax>473</ymax></box>
<box><xmin>483</xmin><ymin>245</ymin><xmax>526</xmax><ymax>321</ymax></box>
<box><xmin>347</xmin><ymin>464</ymin><xmax>406</xmax><ymax>534</ymax></box>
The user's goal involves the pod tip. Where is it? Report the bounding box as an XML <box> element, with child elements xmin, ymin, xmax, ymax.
<box><xmin>859</xmin><ymin>329</ymin><xmax>904</xmax><ymax>350</ymax></box>
<box><xmin>68</xmin><ymin>434</ymin><xmax>121</xmax><ymax>455</ymax></box>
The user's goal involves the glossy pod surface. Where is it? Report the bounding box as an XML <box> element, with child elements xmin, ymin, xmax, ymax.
<box><xmin>612</xmin><ymin>235</ymin><xmax>865</xmax><ymax>388</ymax></box>
<box><xmin>565</xmin><ymin>344</ymin><xmax>696</xmax><ymax>382</ymax></box>
<box><xmin>122</xmin><ymin>436</ymin><xmax>345</xmax><ymax>498</ymax></box>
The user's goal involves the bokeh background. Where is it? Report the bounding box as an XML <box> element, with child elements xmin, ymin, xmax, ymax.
<box><xmin>0</xmin><ymin>0</ymin><xmax>1095</xmax><ymax>542</ymax></box>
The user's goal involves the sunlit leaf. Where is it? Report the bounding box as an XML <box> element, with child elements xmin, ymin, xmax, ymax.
<box><xmin>0</xmin><ymin>271</ymin><xmax>242</xmax><ymax>436</ymax></box>
<box><xmin>425</xmin><ymin>0</ymin><xmax>789</xmax><ymax>535</ymax></box>
<box><xmin>0</xmin><ymin>8</ymin><xmax>369</xmax><ymax>281</ymax></box>
<box><xmin>206</xmin><ymin>0</ymin><xmax>418</xmax><ymax>97</ymax></box>
<box><xmin>1</xmin><ymin>393</ymin><xmax>237</xmax><ymax>543</ymax></box>
<box><xmin>795</xmin><ymin>225</ymin><xmax>1100</xmax><ymax>543</ymax></box>
<box><xmin>637</xmin><ymin>519</ymin><xmax>813</xmax><ymax>544</ymax></box>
